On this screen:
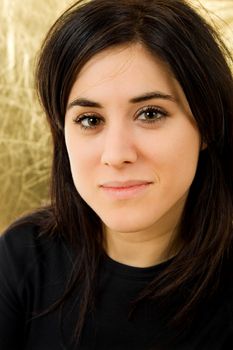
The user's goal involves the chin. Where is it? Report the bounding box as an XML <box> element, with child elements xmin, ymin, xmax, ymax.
<box><xmin>102</xmin><ymin>216</ymin><xmax>155</xmax><ymax>234</ymax></box>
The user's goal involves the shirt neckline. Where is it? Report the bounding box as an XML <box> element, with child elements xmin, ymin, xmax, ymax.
<box><xmin>101</xmin><ymin>252</ymin><xmax>174</xmax><ymax>281</ymax></box>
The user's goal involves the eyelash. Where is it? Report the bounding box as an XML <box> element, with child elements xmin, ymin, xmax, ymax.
<box><xmin>136</xmin><ymin>106</ymin><xmax>169</xmax><ymax>123</ymax></box>
<box><xmin>73</xmin><ymin>105</ymin><xmax>169</xmax><ymax>130</ymax></box>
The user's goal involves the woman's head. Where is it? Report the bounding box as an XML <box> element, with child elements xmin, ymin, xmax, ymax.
<box><xmin>36</xmin><ymin>0</ymin><xmax>233</xmax><ymax>248</ymax></box>
<box><xmin>64</xmin><ymin>43</ymin><xmax>201</xmax><ymax>245</ymax></box>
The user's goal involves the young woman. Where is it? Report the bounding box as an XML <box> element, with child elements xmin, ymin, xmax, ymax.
<box><xmin>0</xmin><ymin>0</ymin><xmax>233</xmax><ymax>349</ymax></box>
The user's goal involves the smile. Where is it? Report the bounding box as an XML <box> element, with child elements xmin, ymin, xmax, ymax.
<box><xmin>99</xmin><ymin>181</ymin><xmax>153</xmax><ymax>199</ymax></box>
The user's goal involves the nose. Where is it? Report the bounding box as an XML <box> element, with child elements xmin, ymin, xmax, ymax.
<box><xmin>100</xmin><ymin>124</ymin><xmax>138</xmax><ymax>168</ymax></box>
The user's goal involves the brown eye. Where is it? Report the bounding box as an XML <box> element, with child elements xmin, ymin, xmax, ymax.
<box><xmin>74</xmin><ymin>115</ymin><xmax>103</xmax><ymax>129</ymax></box>
<box><xmin>137</xmin><ymin>106</ymin><xmax>168</xmax><ymax>122</ymax></box>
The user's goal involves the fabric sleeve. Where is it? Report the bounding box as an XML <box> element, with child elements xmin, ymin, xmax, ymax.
<box><xmin>0</xmin><ymin>227</ymin><xmax>27</xmax><ymax>349</ymax></box>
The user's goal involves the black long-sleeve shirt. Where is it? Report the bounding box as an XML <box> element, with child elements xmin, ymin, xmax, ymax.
<box><xmin>0</xmin><ymin>221</ymin><xmax>233</xmax><ymax>349</ymax></box>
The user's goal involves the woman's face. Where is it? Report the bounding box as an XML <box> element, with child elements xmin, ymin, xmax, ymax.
<box><xmin>65</xmin><ymin>44</ymin><xmax>201</xmax><ymax>237</ymax></box>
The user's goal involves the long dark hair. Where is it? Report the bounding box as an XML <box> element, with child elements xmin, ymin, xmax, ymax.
<box><xmin>34</xmin><ymin>0</ymin><xmax>233</xmax><ymax>344</ymax></box>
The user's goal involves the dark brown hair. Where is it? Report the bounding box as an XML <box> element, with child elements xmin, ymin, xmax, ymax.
<box><xmin>34</xmin><ymin>0</ymin><xmax>233</xmax><ymax>345</ymax></box>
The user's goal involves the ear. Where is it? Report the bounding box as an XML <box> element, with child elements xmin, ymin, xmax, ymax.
<box><xmin>200</xmin><ymin>140</ymin><xmax>207</xmax><ymax>151</ymax></box>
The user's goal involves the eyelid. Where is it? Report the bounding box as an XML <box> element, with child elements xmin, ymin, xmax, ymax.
<box><xmin>134</xmin><ymin>105</ymin><xmax>169</xmax><ymax>118</ymax></box>
<box><xmin>73</xmin><ymin>112</ymin><xmax>104</xmax><ymax>130</ymax></box>
<box><xmin>73</xmin><ymin>111</ymin><xmax>102</xmax><ymax>121</ymax></box>
<box><xmin>71</xmin><ymin>104</ymin><xmax>169</xmax><ymax>129</ymax></box>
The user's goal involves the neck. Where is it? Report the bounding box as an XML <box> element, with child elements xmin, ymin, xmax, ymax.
<box><xmin>104</xmin><ymin>228</ymin><xmax>179</xmax><ymax>268</ymax></box>
<box><xmin>103</xmin><ymin>195</ymin><xmax>186</xmax><ymax>268</ymax></box>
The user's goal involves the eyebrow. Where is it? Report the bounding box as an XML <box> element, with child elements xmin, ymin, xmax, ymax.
<box><xmin>66</xmin><ymin>91</ymin><xmax>176</xmax><ymax>110</ymax></box>
<box><xmin>130</xmin><ymin>91</ymin><xmax>176</xmax><ymax>103</ymax></box>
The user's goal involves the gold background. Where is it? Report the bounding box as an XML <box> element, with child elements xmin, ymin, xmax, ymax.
<box><xmin>0</xmin><ymin>0</ymin><xmax>233</xmax><ymax>232</ymax></box>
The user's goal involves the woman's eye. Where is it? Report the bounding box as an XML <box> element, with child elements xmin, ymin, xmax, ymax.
<box><xmin>74</xmin><ymin>115</ymin><xmax>102</xmax><ymax>129</ymax></box>
<box><xmin>136</xmin><ymin>106</ymin><xmax>168</xmax><ymax>123</ymax></box>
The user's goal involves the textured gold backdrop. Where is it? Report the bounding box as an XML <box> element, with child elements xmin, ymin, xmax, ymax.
<box><xmin>0</xmin><ymin>0</ymin><xmax>233</xmax><ymax>232</ymax></box>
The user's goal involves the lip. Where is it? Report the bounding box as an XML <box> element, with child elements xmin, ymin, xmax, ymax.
<box><xmin>99</xmin><ymin>180</ymin><xmax>153</xmax><ymax>199</ymax></box>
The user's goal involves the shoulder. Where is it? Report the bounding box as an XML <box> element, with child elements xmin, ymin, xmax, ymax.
<box><xmin>1</xmin><ymin>215</ymin><xmax>40</xmax><ymax>252</ymax></box>
<box><xmin>0</xmin><ymin>211</ymin><xmax>73</xmax><ymax>348</ymax></box>
<box><xmin>1</xmin><ymin>210</ymin><xmax>53</xmax><ymax>266</ymax></box>
<box><xmin>0</xmin><ymin>214</ymin><xmax>41</xmax><ymax>267</ymax></box>
<box><xmin>0</xmin><ymin>211</ymin><xmax>74</xmax><ymax>316</ymax></box>
<box><xmin>0</xmin><ymin>210</ymin><xmax>72</xmax><ymax>287</ymax></box>
<box><xmin>1</xmin><ymin>206</ymin><xmax>65</xmax><ymax>253</ymax></box>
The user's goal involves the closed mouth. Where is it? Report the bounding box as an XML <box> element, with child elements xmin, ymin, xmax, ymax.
<box><xmin>99</xmin><ymin>181</ymin><xmax>153</xmax><ymax>199</ymax></box>
<box><xmin>100</xmin><ymin>180</ymin><xmax>153</xmax><ymax>189</ymax></box>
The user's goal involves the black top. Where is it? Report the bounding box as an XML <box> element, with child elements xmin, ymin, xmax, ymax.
<box><xmin>0</xmin><ymin>221</ymin><xmax>233</xmax><ymax>350</ymax></box>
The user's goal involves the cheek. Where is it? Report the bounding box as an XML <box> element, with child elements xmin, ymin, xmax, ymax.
<box><xmin>169</xmin><ymin>143</ymin><xmax>200</xmax><ymax>194</ymax></box>
<box><xmin>65</xmin><ymin>135</ymin><xmax>98</xmax><ymax>186</ymax></box>
<box><xmin>145</xmin><ymin>127</ymin><xmax>201</xmax><ymax>186</ymax></box>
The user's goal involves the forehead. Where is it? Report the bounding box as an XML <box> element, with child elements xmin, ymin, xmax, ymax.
<box><xmin>68</xmin><ymin>43</ymin><xmax>187</xmax><ymax>108</ymax></box>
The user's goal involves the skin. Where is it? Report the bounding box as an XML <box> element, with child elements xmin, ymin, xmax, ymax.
<box><xmin>64</xmin><ymin>44</ymin><xmax>201</xmax><ymax>267</ymax></box>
